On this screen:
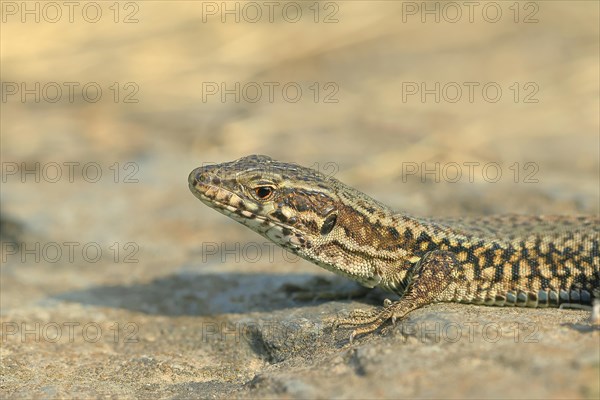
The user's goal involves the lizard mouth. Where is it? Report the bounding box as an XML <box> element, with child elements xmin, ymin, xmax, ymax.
<box><xmin>188</xmin><ymin>167</ymin><xmax>306</xmax><ymax>248</ymax></box>
<box><xmin>189</xmin><ymin>167</ymin><xmax>257</xmax><ymax>217</ymax></box>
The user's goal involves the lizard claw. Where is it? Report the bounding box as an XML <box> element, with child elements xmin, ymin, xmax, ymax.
<box><xmin>349</xmin><ymin>330</ymin><xmax>356</xmax><ymax>344</ymax></box>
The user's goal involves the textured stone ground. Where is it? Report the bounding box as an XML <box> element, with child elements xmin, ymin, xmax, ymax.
<box><xmin>2</xmin><ymin>2</ymin><xmax>599</xmax><ymax>398</ymax></box>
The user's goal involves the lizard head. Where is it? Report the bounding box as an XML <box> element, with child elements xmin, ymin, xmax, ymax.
<box><xmin>188</xmin><ymin>155</ymin><xmax>340</xmax><ymax>253</ymax></box>
<box><xmin>189</xmin><ymin>154</ymin><xmax>405</xmax><ymax>288</ymax></box>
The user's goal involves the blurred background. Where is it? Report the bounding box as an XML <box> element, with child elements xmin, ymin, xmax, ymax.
<box><xmin>2</xmin><ymin>1</ymin><xmax>599</xmax><ymax>398</ymax></box>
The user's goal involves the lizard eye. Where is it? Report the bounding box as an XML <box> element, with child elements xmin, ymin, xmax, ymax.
<box><xmin>254</xmin><ymin>186</ymin><xmax>274</xmax><ymax>200</ymax></box>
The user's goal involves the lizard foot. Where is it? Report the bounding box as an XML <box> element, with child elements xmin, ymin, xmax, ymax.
<box><xmin>334</xmin><ymin>250</ymin><xmax>460</xmax><ymax>343</ymax></box>
<box><xmin>335</xmin><ymin>299</ymin><xmax>397</xmax><ymax>343</ymax></box>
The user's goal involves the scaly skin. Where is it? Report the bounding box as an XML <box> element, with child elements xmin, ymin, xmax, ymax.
<box><xmin>188</xmin><ymin>155</ymin><xmax>600</xmax><ymax>340</ymax></box>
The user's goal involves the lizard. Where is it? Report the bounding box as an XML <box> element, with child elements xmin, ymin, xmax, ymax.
<box><xmin>188</xmin><ymin>155</ymin><xmax>600</xmax><ymax>341</ymax></box>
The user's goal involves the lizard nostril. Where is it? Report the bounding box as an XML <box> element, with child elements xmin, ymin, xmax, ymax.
<box><xmin>196</xmin><ymin>172</ymin><xmax>209</xmax><ymax>184</ymax></box>
<box><xmin>189</xmin><ymin>169</ymin><xmax>209</xmax><ymax>186</ymax></box>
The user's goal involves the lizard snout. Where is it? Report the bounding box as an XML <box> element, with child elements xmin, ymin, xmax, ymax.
<box><xmin>189</xmin><ymin>166</ymin><xmax>221</xmax><ymax>188</ymax></box>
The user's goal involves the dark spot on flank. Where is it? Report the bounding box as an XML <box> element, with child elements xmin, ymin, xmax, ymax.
<box><xmin>439</xmin><ymin>237</ymin><xmax>451</xmax><ymax>249</ymax></box>
<box><xmin>490</xmin><ymin>242</ymin><xmax>502</xmax><ymax>251</ymax></box>
<box><xmin>211</xmin><ymin>176</ymin><xmax>221</xmax><ymax>185</ymax></box>
<box><xmin>493</xmin><ymin>262</ymin><xmax>504</xmax><ymax>280</ymax></box>
<box><xmin>511</xmin><ymin>263</ymin><xmax>519</xmax><ymax>282</ymax></box>
<box><xmin>417</xmin><ymin>231</ymin><xmax>431</xmax><ymax>242</ymax></box>
<box><xmin>387</xmin><ymin>226</ymin><xmax>400</xmax><ymax>240</ymax></box>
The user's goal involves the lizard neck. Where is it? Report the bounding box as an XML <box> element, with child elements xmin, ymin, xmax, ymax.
<box><xmin>297</xmin><ymin>184</ymin><xmax>473</xmax><ymax>290</ymax></box>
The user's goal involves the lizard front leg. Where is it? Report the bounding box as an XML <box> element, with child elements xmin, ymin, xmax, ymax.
<box><xmin>336</xmin><ymin>250</ymin><xmax>461</xmax><ymax>342</ymax></box>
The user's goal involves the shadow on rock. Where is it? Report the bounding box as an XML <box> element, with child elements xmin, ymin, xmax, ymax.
<box><xmin>49</xmin><ymin>272</ymin><xmax>361</xmax><ymax>316</ymax></box>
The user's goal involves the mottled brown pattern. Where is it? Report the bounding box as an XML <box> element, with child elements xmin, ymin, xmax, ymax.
<box><xmin>189</xmin><ymin>155</ymin><xmax>600</xmax><ymax>339</ymax></box>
